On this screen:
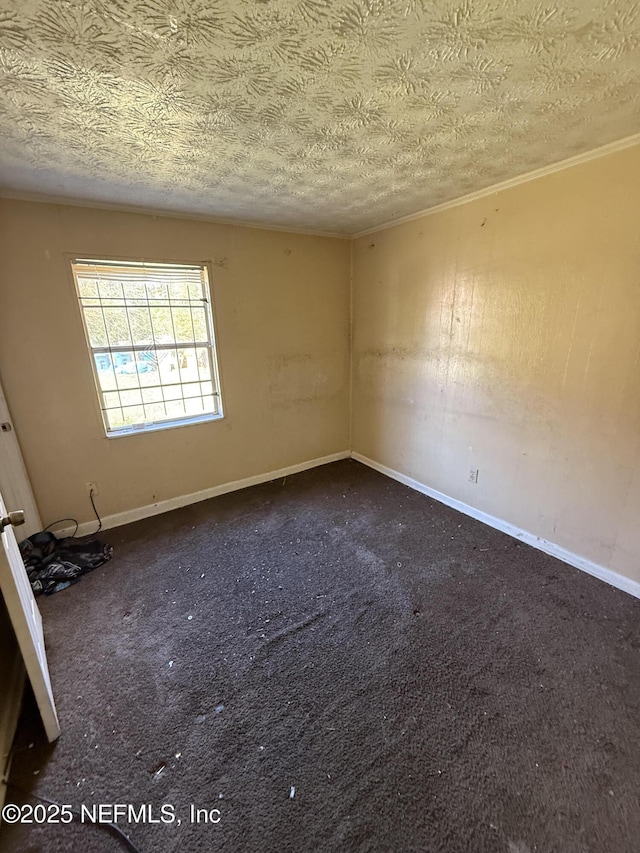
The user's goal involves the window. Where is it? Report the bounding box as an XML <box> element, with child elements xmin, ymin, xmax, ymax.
<box><xmin>71</xmin><ymin>258</ymin><xmax>223</xmax><ymax>437</ymax></box>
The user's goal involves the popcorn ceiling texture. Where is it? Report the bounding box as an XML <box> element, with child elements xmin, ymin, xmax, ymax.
<box><xmin>0</xmin><ymin>0</ymin><xmax>639</xmax><ymax>234</ymax></box>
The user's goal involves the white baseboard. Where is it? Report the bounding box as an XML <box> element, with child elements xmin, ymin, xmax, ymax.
<box><xmin>53</xmin><ymin>451</ymin><xmax>351</xmax><ymax>538</ymax></box>
<box><xmin>351</xmin><ymin>452</ymin><xmax>640</xmax><ymax>601</ymax></box>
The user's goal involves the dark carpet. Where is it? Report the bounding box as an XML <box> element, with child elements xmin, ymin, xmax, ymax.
<box><xmin>2</xmin><ymin>460</ymin><xmax>639</xmax><ymax>853</ymax></box>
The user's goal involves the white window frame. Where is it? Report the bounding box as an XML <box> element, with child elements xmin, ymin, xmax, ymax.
<box><xmin>71</xmin><ymin>257</ymin><xmax>224</xmax><ymax>438</ymax></box>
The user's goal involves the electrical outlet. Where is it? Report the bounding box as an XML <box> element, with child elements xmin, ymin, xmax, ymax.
<box><xmin>468</xmin><ymin>467</ymin><xmax>479</xmax><ymax>484</ymax></box>
<box><xmin>86</xmin><ymin>482</ymin><xmax>99</xmax><ymax>496</ymax></box>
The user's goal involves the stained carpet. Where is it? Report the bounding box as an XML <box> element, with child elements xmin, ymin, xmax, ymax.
<box><xmin>2</xmin><ymin>459</ymin><xmax>639</xmax><ymax>853</ymax></box>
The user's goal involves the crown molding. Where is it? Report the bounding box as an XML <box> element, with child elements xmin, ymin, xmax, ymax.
<box><xmin>0</xmin><ymin>190</ymin><xmax>350</xmax><ymax>240</ymax></box>
<box><xmin>351</xmin><ymin>132</ymin><xmax>640</xmax><ymax>239</ymax></box>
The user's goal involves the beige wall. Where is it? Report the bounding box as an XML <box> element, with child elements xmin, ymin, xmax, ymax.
<box><xmin>352</xmin><ymin>144</ymin><xmax>640</xmax><ymax>586</ymax></box>
<box><xmin>0</xmin><ymin>200</ymin><xmax>350</xmax><ymax>525</ymax></box>
<box><xmin>1</xmin><ymin>146</ymin><xmax>639</xmax><ymax>591</ymax></box>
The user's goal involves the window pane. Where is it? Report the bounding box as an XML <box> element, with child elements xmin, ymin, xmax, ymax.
<box><xmin>97</xmin><ymin>280</ymin><xmax>122</xmax><ymax>300</ymax></box>
<box><xmin>128</xmin><ymin>307</ymin><xmax>153</xmax><ymax>343</ymax></box>
<box><xmin>163</xmin><ymin>383</ymin><xmax>183</xmax><ymax>402</ymax></box>
<box><xmin>183</xmin><ymin>382</ymin><xmax>201</xmax><ymax>399</ymax></box>
<box><xmin>176</xmin><ymin>348</ymin><xmax>198</xmax><ymax>381</ymax></box>
<box><xmin>103</xmin><ymin>391</ymin><xmax>120</xmax><ymax>410</ymax></box>
<box><xmin>172</xmin><ymin>307</ymin><xmax>200</xmax><ymax>343</ymax></box>
<box><xmin>202</xmin><ymin>394</ymin><xmax>217</xmax><ymax>414</ymax></box>
<box><xmin>144</xmin><ymin>402</ymin><xmax>167</xmax><ymax>421</ymax></box>
<box><xmin>186</xmin><ymin>279</ymin><xmax>203</xmax><ymax>301</ymax></box>
<box><xmin>94</xmin><ymin>355</ymin><xmax>116</xmax><ymax>386</ymax></box>
<box><xmin>197</xmin><ymin>347</ymin><xmax>212</xmax><ymax>379</ymax></box>
<box><xmin>105</xmin><ymin>407</ymin><xmax>125</xmax><ymax>430</ymax></box>
<box><xmin>141</xmin><ymin>386</ymin><xmax>164</xmax><ymax>404</ymax></box>
<box><xmin>151</xmin><ymin>307</ymin><xmax>175</xmax><ymax>341</ymax></box>
<box><xmin>120</xmin><ymin>388</ymin><xmax>143</xmax><ymax>407</ymax></box>
<box><xmin>190</xmin><ymin>307</ymin><xmax>207</xmax><ymax>341</ymax></box>
<box><xmin>166</xmin><ymin>399</ymin><xmax>186</xmax><ymax>418</ymax></box>
<box><xmin>85</xmin><ymin>307</ymin><xmax>109</xmax><ymax>347</ymax></box>
<box><xmin>77</xmin><ymin>278</ymin><xmax>98</xmax><ymax>298</ymax></box>
<box><xmin>104</xmin><ymin>307</ymin><xmax>132</xmax><ymax>347</ymax></box>
<box><xmin>120</xmin><ymin>404</ymin><xmax>146</xmax><ymax>426</ymax></box>
<box><xmin>123</xmin><ymin>280</ymin><xmax>147</xmax><ymax>302</ymax></box>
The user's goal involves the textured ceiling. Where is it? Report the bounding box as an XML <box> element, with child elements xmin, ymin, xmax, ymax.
<box><xmin>0</xmin><ymin>0</ymin><xmax>639</xmax><ymax>235</ymax></box>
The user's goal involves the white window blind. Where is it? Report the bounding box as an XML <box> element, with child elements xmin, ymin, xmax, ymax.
<box><xmin>71</xmin><ymin>259</ymin><xmax>223</xmax><ymax>437</ymax></box>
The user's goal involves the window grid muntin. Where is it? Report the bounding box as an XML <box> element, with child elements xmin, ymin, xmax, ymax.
<box><xmin>72</xmin><ymin>259</ymin><xmax>222</xmax><ymax>435</ymax></box>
